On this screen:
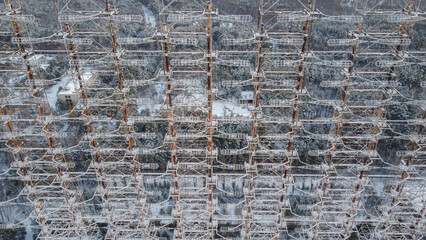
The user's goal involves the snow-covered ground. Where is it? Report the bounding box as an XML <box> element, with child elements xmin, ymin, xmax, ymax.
<box><xmin>24</xmin><ymin>219</ymin><xmax>34</xmax><ymax>240</ymax></box>
<box><xmin>213</xmin><ymin>100</ymin><xmax>250</xmax><ymax>117</ymax></box>
<box><xmin>28</xmin><ymin>54</ymin><xmax>54</xmax><ymax>70</ymax></box>
<box><xmin>142</xmin><ymin>5</ymin><xmax>157</xmax><ymax>27</ymax></box>
<box><xmin>0</xmin><ymin>54</ymin><xmax>52</xmax><ymax>70</ymax></box>
<box><xmin>7</xmin><ymin>74</ymin><xmax>26</xmax><ymax>85</ymax></box>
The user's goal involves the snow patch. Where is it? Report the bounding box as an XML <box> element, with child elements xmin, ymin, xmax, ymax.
<box><xmin>213</xmin><ymin>100</ymin><xmax>250</xmax><ymax>117</ymax></box>
<box><xmin>24</xmin><ymin>219</ymin><xmax>34</xmax><ymax>240</ymax></box>
<box><xmin>142</xmin><ymin>5</ymin><xmax>157</xmax><ymax>27</ymax></box>
<box><xmin>7</xmin><ymin>74</ymin><xmax>26</xmax><ymax>85</ymax></box>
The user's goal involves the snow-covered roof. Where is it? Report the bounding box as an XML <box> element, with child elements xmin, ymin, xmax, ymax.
<box><xmin>58</xmin><ymin>71</ymin><xmax>94</xmax><ymax>95</ymax></box>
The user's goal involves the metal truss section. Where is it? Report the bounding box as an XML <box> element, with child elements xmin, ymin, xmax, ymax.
<box><xmin>0</xmin><ymin>0</ymin><xmax>424</xmax><ymax>239</ymax></box>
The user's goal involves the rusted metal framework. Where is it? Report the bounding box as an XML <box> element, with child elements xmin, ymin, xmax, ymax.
<box><xmin>57</xmin><ymin>1</ymin><xmax>156</xmax><ymax>239</ymax></box>
<box><xmin>160</xmin><ymin>1</ymin><xmax>218</xmax><ymax>238</ymax></box>
<box><xmin>0</xmin><ymin>0</ymin><xmax>425</xmax><ymax>239</ymax></box>
<box><xmin>0</xmin><ymin>1</ymin><xmax>99</xmax><ymax>239</ymax></box>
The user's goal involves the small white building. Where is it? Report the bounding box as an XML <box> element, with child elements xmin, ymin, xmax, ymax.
<box><xmin>241</xmin><ymin>91</ymin><xmax>253</xmax><ymax>102</ymax></box>
<box><xmin>58</xmin><ymin>71</ymin><xmax>97</xmax><ymax>108</ymax></box>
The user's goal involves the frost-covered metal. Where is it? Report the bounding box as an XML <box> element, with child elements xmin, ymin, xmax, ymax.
<box><xmin>0</xmin><ymin>0</ymin><xmax>425</xmax><ymax>239</ymax></box>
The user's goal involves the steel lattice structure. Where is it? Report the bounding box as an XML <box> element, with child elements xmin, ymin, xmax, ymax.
<box><xmin>0</xmin><ymin>0</ymin><xmax>425</xmax><ymax>239</ymax></box>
